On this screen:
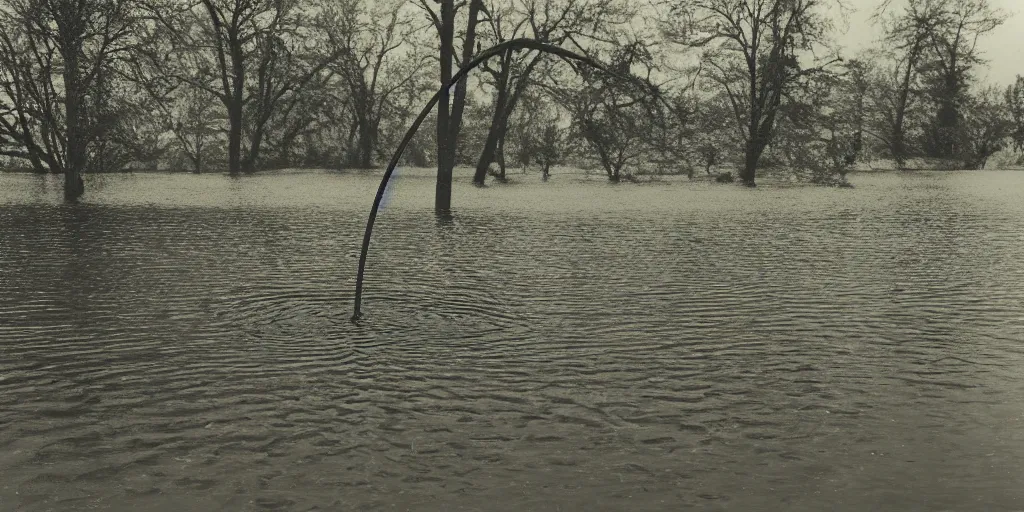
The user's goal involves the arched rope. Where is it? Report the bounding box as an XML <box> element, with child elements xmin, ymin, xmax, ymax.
<box><xmin>352</xmin><ymin>38</ymin><xmax>653</xmax><ymax>322</ymax></box>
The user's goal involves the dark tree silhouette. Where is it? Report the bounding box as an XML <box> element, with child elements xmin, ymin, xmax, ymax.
<box><xmin>668</xmin><ymin>0</ymin><xmax>840</xmax><ymax>186</ymax></box>
<box><xmin>0</xmin><ymin>0</ymin><xmax>136</xmax><ymax>199</ymax></box>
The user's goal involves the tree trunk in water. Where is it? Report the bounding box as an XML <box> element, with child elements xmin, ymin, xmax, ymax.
<box><xmin>227</xmin><ymin>102</ymin><xmax>243</xmax><ymax>175</ymax></box>
<box><xmin>63</xmin><ymin>54</ymin><xmax>85</xmax><ymax>201</ymax></box>
<box><xmin>434</xmin><ymin>0</ymin><xmax>455</xmax><ymax>212</ymax></box>
<box><xmin>474</xmin><ymin>112</ymin><xmax>510</xmax><ymax>185</ymax></box>
<box><xmin>474</xmin><ymin>119</ymin><xmax>502</xmax><ymax>185</ymax></box>
<box><xmin>356</xmin><ymin>119</ymin><xmax>374</xmax><ymax>168</ymax></box>
<box><xmin>344</xmin><ymin>120</ymin><xmax>359</xmax><ymax>166</ymax></box>
<box><xmin>243</xmin><ymin>125</ymin><xmax>265</xmax><ymax>173</ymax></box>
<box><xmin>594</xmin><ymin>142</ymin><xmax>615</xmax><ymax>182</ymax></box>
<box><xmin>892</xmin><ymin>132</ymin><xmax>907</xmax><ymax>170</ymax></box>
<box><xmin>741</xmin><ymin>141</ymin><xmax>761</xmax><ymax>187</ymax></box>
<box><xmin>473</xmin><ymin>52</ymin><xmax>511</xmax><ymax>186</ymax></box>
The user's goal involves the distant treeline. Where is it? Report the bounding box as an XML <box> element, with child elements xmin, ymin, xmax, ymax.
<box><xmin>2</xmin><ymin>0</ymin><xmax>1023</xmax><ymax>199</ymax></box>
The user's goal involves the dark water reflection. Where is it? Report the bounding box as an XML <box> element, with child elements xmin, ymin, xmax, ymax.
<box><xmin>1</xmin><ymin>169</ymin><xmax>1023</xmax><ymax>511</ymax></box>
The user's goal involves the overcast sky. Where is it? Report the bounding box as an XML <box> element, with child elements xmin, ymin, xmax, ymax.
<box><xmin>834</xmin><ymin>0</ymin><xmax>1023</xmax><ymax>87</ymax></box>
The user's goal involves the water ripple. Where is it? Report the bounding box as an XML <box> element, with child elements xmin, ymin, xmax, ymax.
<box><xmin>1</xmin><ymin>170</ymin><xmax>1023</xmax><ymax>510</ymax></box>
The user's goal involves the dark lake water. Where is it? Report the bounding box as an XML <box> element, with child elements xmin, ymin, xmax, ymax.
<box><xmin>1</xmin><ymin>169</ymin><xmax>1023</xmax><ymax>511</ymax></box>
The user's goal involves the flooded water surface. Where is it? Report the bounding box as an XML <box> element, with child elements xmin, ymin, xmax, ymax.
<box><xmin>1</xmin><ymin>170</ymin><xmax>1023</xmax><ymax>511</ymax></box>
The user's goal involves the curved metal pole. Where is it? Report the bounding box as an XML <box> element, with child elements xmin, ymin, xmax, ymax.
<box><xmin>351</xmin><ymin>38</ymin><xmax>636</xmax><ymax>322</ymax></box>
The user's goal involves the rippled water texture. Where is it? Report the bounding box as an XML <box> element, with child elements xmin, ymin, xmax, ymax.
<box><xmin>2</xmin><ymin>169</ymin><xmax>1023</xmax><ymax>511</ymax></box>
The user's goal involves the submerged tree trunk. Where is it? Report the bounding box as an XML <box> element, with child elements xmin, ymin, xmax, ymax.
<box><xmin>473</xmin><ymin>50</ymin><xmax>511</xmax><ymax>186</ymax></box>
<box><xmin>741</xmin><ymin>140</ymin><xmax>762</xmax><ymax>187</ymax></box>
<box><xmin>354</xmin><ymin>116</ymin><xmax>375</xmax><ymax>168</ymax></box>
<box><xmin>891</xmin><ymin>131</ymin><xmax>907</xmax><ymax>170</ymax></box>
<box><xmin>473</xmin><ymin>47</ymin><xmax>540</xmax><ymax>185</ymax></box>
<box><xmin>475</xmin><ymin>114</ymin><xmax>510</xmax><ymax>183</ymax></box>
<box><xmin>433</xmin><ymin>0</ymin><xmax>482</xmax><ymax>208</ymax></box>
<box><xmin>243</xmin><ymin>124</ymin><xmax>266</xmax><ymax>172</ymax></box>
<box><xmin>474</xmin><ymin>101</ymin><xmax>507</xmax><ymax>184</ymax></box>
<box><xmin>434</xmin><ymin>0</ymin><xmax>455</xmax><ymax>212</ymax></box>
<box><xmin>190</xmin><ymin>150</ymin><xmax>203</xmax><ymax>174</ymax></box>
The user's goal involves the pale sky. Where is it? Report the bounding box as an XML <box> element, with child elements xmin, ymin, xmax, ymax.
<box><xmin>833</xmin><ymin>0</ymin><xmax>1023</xmax><ymax>87</ymax></box>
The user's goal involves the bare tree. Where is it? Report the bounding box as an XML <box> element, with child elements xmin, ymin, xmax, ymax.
<box><xmin>0</xmin><ymin>0</ymin><xmax>136</xmax><ymax>199</ymax></box>
<box><xmin>126</xmin><ymin>30</ymin><xmax>222</xmax><ymax>174</ymax></box>
<box><xmin>868</xmin><ymin>1</ymin><xmax>937</xmax><ymax>168</ymax></box>
<box><xmin>873</xmin><ymin>0</ymin><xmax>1004</xmax><ymax>163</ymax></box>
<box><xmin>498</xmin><ymin>88</ymin><xmax>557</xmax><ymax>175</ymax></box>
<box><xmin>159</xmin><ymin>84</ymin><xmax>223</xmax><ymax>172</ymax></box>
<box><xmin>862</xmin><ymin>54</ymin><xmax>925</xmax><ymax>169</ymax></box>
<box><xmin>416</xmin><ymin>0</ymin><xmax>485</xmax><ymax>211</ymax></box>
<box><xmin>85</xmin><ymin>63</ymin><xmax>169</xmax><ymax>172</ymax></box>
<box><xmin>535</xmin><ymin>122</ymin><xmax>563</xmax><ymax>179</ymax></box>
<box><xmin>141</xmin><ymin>0</ymin><xmax>341</xmax><ymax>174</ymax></box>
<box><xmin>550</xmin><ymin>41</ymin><xmax>659</xmax><ymax>182</ymax></box>
<box><xmin>325</xmin><ymin>0</ymin><xmax>422</xmax><ymax>169</ymax></box>
<box><xmin>917</xmin><ymin>0</ymin><xmax>1003</xmax><ymax>158</ymax></box>
<box><xmin>260</xmin><ymin>69</ymin><xmax>334</xmax><ymax>168</ymax></box>
<box><xmin>778</xmin><ymin>56</ymin><xmax>868</xmax><ymax>176</ymax></box>
<box><xmin>773</xmin><ymin>67</ymin><xmax>860</xmax><ymax>185</ymax></box>
<box><xmin>0</xmin><ymin>18</ymin><xmax>57</xmax><ymax>172</ymax></box>
<box><xmin>668</xmin><ymin>0</ymin><xmax>841</xmax><ymax>186</ymax></box>
<box><xmin>471</xmin><ymin>0</ymin><xmax>630</xmax><ymax>185</ymax></box>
